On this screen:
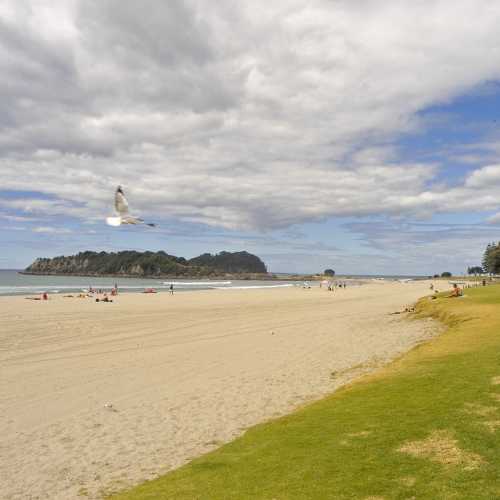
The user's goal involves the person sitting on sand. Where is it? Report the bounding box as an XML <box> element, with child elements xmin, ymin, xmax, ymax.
<box><xmin>96</xmin><ymin>296</ymin><xmax>113</xmax><ymax>303</ymax></box>
<box><xmin>448</xmin><ymin>284</ymin><xmax>462</xmax><ymax>297</ymax></box>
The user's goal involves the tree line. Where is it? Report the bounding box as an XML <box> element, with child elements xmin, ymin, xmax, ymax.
<box><xmin>24</xmin><ymin>250</ymin><xmax>268</xmax><ymax>277</ymax></box>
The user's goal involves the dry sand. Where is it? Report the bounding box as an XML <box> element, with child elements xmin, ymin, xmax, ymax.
<box><xmin>0</xmin><ymin>281</ymin><xmax>442</xmax><ymax>499</ymax></box>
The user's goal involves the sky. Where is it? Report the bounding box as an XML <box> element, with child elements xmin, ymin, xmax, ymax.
<box><xmin>1</xmin><ymin>0</ymin><xmax>500</xmax><ymax>275</ymax></box>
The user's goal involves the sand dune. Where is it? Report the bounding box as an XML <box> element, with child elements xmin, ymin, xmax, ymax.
<box><xmin>0</xmin><ymin>281</ymin><xmax>441</xmax><ymax>499</ymax></box>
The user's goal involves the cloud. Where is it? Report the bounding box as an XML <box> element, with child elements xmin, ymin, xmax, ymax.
<box><xmin>487</xmin><ymin>212</ymin><xmax>500</xmax><ymax>224</ymax></box>
<box><xmin>0</xmin><ymin>213</ymin><xmax>39</xmax><ymax>222</ymax></box>
<box><xmin>1</xmin><ymin>1</ymin><xmax>500</xmax><ymax>231</ymax></box>
<box><xmin>0</xmin><ymin>197</ymin><xmax>95</xmax><ymax>219</ymax></box>
<box><xmin>341</xmin><ymin>220</ymin><xmax>493</xmax><ymax>274</ymax></box>
<box><xmin>32</xmin><ymin>226</ymin><xmax>73</xmax><ymax>234</ymax></box>
<box><xmin>0</xmin><ymin>225</ymin><xmax>26</xmax><ymax>231</ymax></box>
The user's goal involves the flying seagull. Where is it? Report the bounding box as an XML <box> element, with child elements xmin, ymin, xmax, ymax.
<box><xmin>106</xmin><ymin>186</ymin><xmax>156</xmax><ymax>227</ymax></box>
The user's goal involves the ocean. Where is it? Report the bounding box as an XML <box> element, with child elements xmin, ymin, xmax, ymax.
<box><xmin>0</xmin><ymin>270</ymin><xmax>426</xmax><ymax>296</ymax></box>
<box><xmin>0</xmin><ymin>270</ymin><xmax>304</xmax><ymax>296</ymax></box>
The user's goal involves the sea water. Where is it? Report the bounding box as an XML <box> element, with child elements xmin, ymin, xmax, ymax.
<box><xmin>0</xmin><ymin>270</ymin><xmax>302</xmax><ymax>296</ymax></box>
<box><xmin>0</xmin><ymin>270</ymin><xmax>425</xmax><ymax>296</ymax></box>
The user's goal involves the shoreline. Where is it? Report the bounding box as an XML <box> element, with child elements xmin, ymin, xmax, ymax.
<box><xmin>15</xmin><ymin>270</ymin><xmax>430</xmax><ymax>281</ymax></box>
<box><xmin>0</xmin><ymin>281</ymin><xmax>444</xmax><ymax>499</ymax></box>
<box><xmin>0</xmin><ymin>276</ymin><xmax>371</xmax><ymax>298</ymax></box>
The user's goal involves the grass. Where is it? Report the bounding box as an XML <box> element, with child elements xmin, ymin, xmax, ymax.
<box><xmin>110</xmin><ymin>285</ymin><xmax>500</xmax><ymax>499</ymax></box>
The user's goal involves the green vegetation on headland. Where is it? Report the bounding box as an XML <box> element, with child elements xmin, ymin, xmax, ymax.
<box><xmin>23</xmin><ymin>250</ymin><xmax>268</xmax><ymax>278</ymax></box>
<box><xmin>110</xmin><ymin>285</ymin><xmax>500</xmax><ymax>499</ymax></box>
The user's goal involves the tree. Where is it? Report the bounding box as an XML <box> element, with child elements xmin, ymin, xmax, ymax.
<box><xmin>483</xmin><ymin>243</ymin><xmax>494</xmax><ymax>273</ymax></box>
<box><xmin>441</xmin><ymin>271</ymin><xmax>452</xmax><ymax>278</ymax></box>
<box><xmin>25</xmin><ymin>250</ymin><xmax>268</xmax><ymax>277</ymax></box>
<box><xmin>467</xmin><ymin>266</ymin><xmax>484</xmax><ymax>275</ymax></box>
<box><xmin>482</xmin><ymin>242</ymin><xmax>500</xmax><ymax>275</ymax></box>
<box><xmin>324</xmin><ymin>269</ymin><xmax>335</xmax><ymax>276</ymax></box>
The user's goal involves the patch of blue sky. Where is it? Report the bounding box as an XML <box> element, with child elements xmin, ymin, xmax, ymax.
<box><xmin>276</xmin><ymin>217</ymin><xmax>381</xmax><ymax>255</ymax></box>
<box><xmin>397</xmin><ymin>81</ymin><xmax>500</xmax><ymax>184</ymax></box>
<box><xmin>426</xmin><ymin>212</ymin><xmax>490</xmax><ymax>226</ymax></box>
<box><xmin>0</xmin><ymin>189</ymin><xmax>56</xmax><ymax>200</ymax></box>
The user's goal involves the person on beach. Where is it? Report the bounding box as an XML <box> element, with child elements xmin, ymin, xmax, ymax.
<box><xmin>448</xmin><ymin>284</ymin><xmax>462</xmax><ymax>297</ymax></box>
<box><xmin>170</xmin><ymin>284</ymin><xmax>174</xmax><ymax>295</ymax></box>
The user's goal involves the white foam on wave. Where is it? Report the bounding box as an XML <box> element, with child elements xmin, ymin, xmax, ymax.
<box><xmin>0</xmin><ymin>285</ymin><xmax>154</xmax><ymax>294</ymax></box>
<box><xmin>0</xmin><ymin>285</ymin><xmax>83</xmax><ymax>290</ymax></box>
<box><xmin>162</xmin><ymin>281</ymin><xmax>232</xmax><ymax>286</ymax></box>
<box><xmin>0</xmin><ymin>281</ymin><xmax>295</xmax><ymax>295</ymax></box>
<box><xmin>0</xmin><ymin>285</ymin><xmax>93</xmax><ymax>294</ymax></box>
<box><xmin>211</xmin><ymin>284</ymin><xmax>294</xmax><ymax>290</ymax></box>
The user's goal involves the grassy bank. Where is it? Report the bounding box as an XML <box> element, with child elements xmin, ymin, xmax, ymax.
<box><xmin>110</xmin><ymin>286</ymin><xmax>500</xmax><ymax>499</ymax></box>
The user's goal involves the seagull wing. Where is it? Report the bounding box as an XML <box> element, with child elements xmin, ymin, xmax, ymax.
<box><xmin>115</xmin><ymin>188</ymin><xmax>129</xmax><ymax>215</ymax></box>
<box><xmin>121</xmin><ymin>215</ymin><xmax>139</xmax><ymax>224</ymax></box>
<box><xmin>121</xmin><ymin>215</ymin><xmax>156</xmax><ymax>227</ymax></box>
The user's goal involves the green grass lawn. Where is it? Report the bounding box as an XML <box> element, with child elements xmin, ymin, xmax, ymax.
<box><xmin>109</xmin><ymin>286</ymin><xmax>500</xmax><ymax>500</ymax></box>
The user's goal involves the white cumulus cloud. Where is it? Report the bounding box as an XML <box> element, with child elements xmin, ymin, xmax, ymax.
<box><xmin>1</xmin><ymin>0</ymin><xmax>500</xmax><ymax>230</ymax></box>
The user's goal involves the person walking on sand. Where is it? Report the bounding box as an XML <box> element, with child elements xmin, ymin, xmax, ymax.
<box><xmin>169</xmin><ymin>284</ymin><xmax>174</xmax><ymax>295</ymax></box>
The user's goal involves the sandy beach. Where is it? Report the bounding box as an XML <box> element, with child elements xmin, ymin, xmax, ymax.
<box><xmin>0</xmin><ymin>281</ymin><xmax>442</xmax><ymax>499</ymax></box>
